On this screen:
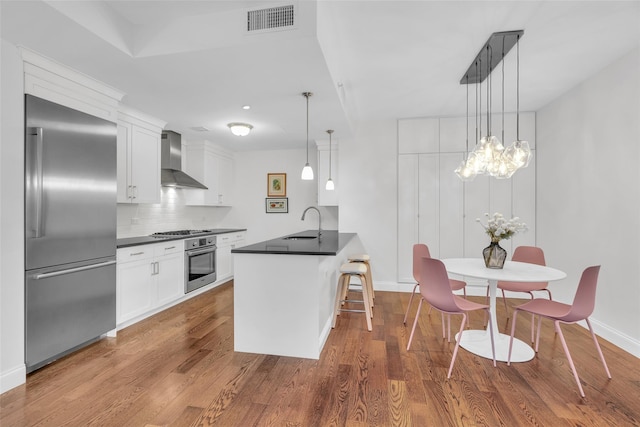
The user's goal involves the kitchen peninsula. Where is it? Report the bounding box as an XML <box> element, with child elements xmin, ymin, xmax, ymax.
<box><xmin>232</xmin><ymin>230</ymin><xmax>362</xmax><ymax>359</ymax></box>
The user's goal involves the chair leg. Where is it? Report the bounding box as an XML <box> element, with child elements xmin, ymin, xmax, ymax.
<box><xmin>534</xmin><ymin>316</ymin><xmax>543</xmax><ymax>352</ymax></box>
<box><xmin>554</xmin><ymin>320</ymin><xmax>585</xmax><ymax>398</ymax></box>
<box><xmin>448</xmin><ymin>313</ymin><xmax>467</xmax><ymax>379</ymax></box>
<box><xmin>360</xmin><ymin>274</ymin><xmax>373</xmax><ymax>331</ymax></box>
<box><xmin>407</xmin><ymin>298</ymin><xmax>424</xmax><ymax>350</ymax></box>
<box><xmin>507</xmin><ymin>309</ymin><xmax>519</xmax><ymax>366</ymax></box>
<box><xmin>403</xmin><ymin>283</ymin><xmax>419</xmax><ymax>324</ymax></box>
<box><xmin>365</xmin><ymin>261</ymin><xmax>375</xmax><ymax>300</ymax></box>
<box><xmin>332</xmin><ymin>274</ymin><xmax>346</xmax><ymax>328</ymax></box>
<box><xmin>585</xmin><ymin>318</ymin><xmax>612</xmax><ymax>378</ymax></box>
<box><xmin>501</xmin><ymin>289</ymin><xmax>508</xmax><ymax>317</ymax></box>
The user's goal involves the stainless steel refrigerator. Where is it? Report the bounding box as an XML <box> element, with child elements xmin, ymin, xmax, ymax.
<box><xmin>25</xmin><ymin>94</ymin><xmax>117</xmax><ymax>373</ymax></box>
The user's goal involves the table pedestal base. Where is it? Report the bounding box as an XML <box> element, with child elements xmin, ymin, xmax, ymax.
<box><xmin>456</xmin><ymin>329</ymin><xmax>534</xmax><ymax>363</ymax></box>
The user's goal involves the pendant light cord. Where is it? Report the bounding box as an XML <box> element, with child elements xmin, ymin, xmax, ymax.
<box><xmin>306</xmin><ymin>93</ymin><xmax>310</xmax><ymax>163</ymax></box>
<box><xmin>478</xmin><ymin>56</ymin><xmax>482</xmax><ymax>138</ymax></box>
<box><xmin>516</xmin><ymin>34</ymin><xmax>520</xmax><ymax>140</ymax></box>
<box><xmin>501</xmin><ymin>36</ymin><xmax>505</xmax><ymax>143</ymax></box>
<box><xmin>465</xmin><ymin>74</ymin><xmax>469</xmax><ymax>154</ymax></box>
<box><xmin>328</xmin><ymin>130</ymin><xmax>332</xmax><ymax>178</ymax></box>
<box><xmin>486</xmin><ymin>45</ymin><xmax>491</xmax><ymax>137</ymax></box>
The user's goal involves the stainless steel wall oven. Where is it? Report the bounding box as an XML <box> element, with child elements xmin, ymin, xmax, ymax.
<box><xmin>184</xmin><ymin>236</ymin><xmax>216</xmax><ymax>293</ymax></box>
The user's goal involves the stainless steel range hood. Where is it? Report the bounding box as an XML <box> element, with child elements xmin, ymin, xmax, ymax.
<box><xmin>161</xmin><ymin>130</ymin><xmax>208</xmax><ymax>189</ymax></box>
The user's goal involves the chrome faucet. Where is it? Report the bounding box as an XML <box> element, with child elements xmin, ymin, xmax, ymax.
<box><xmin>301</xmin><ymin>206</ymin><xmax>322</xmax><ymax>236</ymax></box>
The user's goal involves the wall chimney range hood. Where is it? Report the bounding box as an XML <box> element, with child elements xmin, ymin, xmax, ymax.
<box><xmin>161</xmin><ymin>130</ymin><xmax>208</xmax><ymax>189</ymax></box>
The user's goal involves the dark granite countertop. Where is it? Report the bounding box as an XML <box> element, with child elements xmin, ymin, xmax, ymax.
<box><xmin>117</xmin><ymin>228</ymin><xmax>247</xmax><ymax>248</ymax></box>
<box><xmin>231</xmin><ymin>230</ymin><xmax>356</xmax><ymax>256</ymax></box>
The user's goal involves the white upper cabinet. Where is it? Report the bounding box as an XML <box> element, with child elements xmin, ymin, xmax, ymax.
<box><xmin>316</xmin><ymin>141</ymin><xmax>338</xmax><ymax>206</ymax></box>
<box><xmin>117</xmin><ymin>107</ymin><xmax>166</xmax><ymax>204</ymax></box>
<box><xmin>397</xmin><ymin>113</ymin><xmax>536</xmax><ymax>283</ymax></box>
<box><xmin>184</xmin><ymin>141</ymin><xmax>235</xmax><ymax>206</ymax></box>
<box><xmin>398</xmin><ymin>118</ymin><xmax>439</xmax><ymax>154</ymax></box>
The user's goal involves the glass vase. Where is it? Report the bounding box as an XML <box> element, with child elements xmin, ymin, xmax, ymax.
<box><xmin>483</xmin><ymin>241</ymin><xmax>507</xmax><ymax>269</ymax></box>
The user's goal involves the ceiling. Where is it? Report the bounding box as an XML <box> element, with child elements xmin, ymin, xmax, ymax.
<box><xmin>2</xmin><ymin>0</ymin><xmax>639</xmax><ymax>151</ymax></box>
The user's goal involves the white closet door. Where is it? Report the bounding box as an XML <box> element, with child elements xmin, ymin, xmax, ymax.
<box><xmin>398</xmin><ymin>154</ymin><xmax>419</xmax><ymax>283</ymax></box>
<box><xmin>464</xmin><ymin>175</ymin><xmax>491</xmax><ymax>257</ymax></box>
<box><xmin>439</xmin><ymin>153</ymin><xmax>465</xmax><ymax>259</ymax></box>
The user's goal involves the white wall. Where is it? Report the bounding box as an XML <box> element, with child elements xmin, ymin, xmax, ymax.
<box><xmin>339</xmin><ymin>119</ymin><xmax>399</xmax><ymax>288</ymax></box>
<box><xmin>228</xmin><ymin>148</ymin><xmax>338</xmax><ymax>245</ymax></box>
<box><xmin>0</xmin><ymin>40</ymin><xmax>26</xmax><ymax>393</ymax></box>
<box><xmin>537</xmin><ymin>46</ymin><xmax>640</xmax><ymax>356</ymax></box>
<box><xmin>116</xmin><ymin>189</ymin><xmax>232</xmax><ymax>238</ymax></box>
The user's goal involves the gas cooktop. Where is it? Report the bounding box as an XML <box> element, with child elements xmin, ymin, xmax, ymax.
<box><xmin>150</xmin><ymin>229</ymin><xmax>213</xmax><ymax>238</ymax></box>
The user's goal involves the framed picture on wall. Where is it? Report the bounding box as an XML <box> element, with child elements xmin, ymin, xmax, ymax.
<box><xmin>267</xmin><ymin>173</ymin><xmax>286</xmax><ymax>197</ymax></box>
<box><xmin>266</xmin><ymin>198</ymin><xmax>288</xmax><ymax>213</ymax></box>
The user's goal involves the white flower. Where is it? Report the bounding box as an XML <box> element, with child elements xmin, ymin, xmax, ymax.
<box><xmin>477</xmin><ymin>212</ymin><xmax>527</xmax><ymax>242</ymax></box>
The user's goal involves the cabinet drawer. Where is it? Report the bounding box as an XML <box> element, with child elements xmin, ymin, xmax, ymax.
<box><xmin>218</xmin><ymin>232</ymin><xmax>246</xmax><ymax>246</ymax></box>
<box><xmin>117</xmin><ymin>246</ymin><xmax>154</xmax><ymax>262</ymax></box>
<box><xmin>153</xmin><ymin>240</ymin><xmax>184</xmax><ymax>257</ymax></box>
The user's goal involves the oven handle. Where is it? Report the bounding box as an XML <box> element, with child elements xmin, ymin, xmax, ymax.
<box><xmin>185</xmin><ymin>246</ymin><xmax>217</xmax><ymax>256</ymax></box>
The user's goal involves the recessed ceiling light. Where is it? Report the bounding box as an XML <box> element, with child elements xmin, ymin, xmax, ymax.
<box><xmin>242</xmin><ymin>105</ymin><xmax>251</xmax><ymax>110</ymax></box>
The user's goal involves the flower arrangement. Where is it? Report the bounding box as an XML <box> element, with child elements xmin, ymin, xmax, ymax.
<box><xmin>476</xmin><ymin>212</ymin><xmax>527</xmax><ymax>243</ymax></box>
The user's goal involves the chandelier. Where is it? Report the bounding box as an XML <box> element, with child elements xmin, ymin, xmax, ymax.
<box><xmin>455</xmin><ymin>30</ymin><xmax>531</xmax><ymax>181</ymax></box>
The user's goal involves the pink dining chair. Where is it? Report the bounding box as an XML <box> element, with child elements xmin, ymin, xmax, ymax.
<box><xmin>403</xmin><ymin>244</ymin><xmax>467</xmax><ymax>325</ymax></box>
<box><xmin>490</xmin><ymin>246</ymin><xmax>550</xmax><ymax>342</ymax></box>
<box><xmin>407</xmin><ymin>257</ymin><xmax>496</xmax><ymax>379</ymax></box>
<box><xmin>507</xmin><ymin>265</ymin><xmax>611</xmax><ymax>398</ymax></box>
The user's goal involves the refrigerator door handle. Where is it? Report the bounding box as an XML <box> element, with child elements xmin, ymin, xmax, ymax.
<box><xmin>27</xmin><ymin>127</ymin><xmax>45</xmax><ymax>238</ymax></box>
<box><xmin>33</xmin><ymin>260</ymin><xmax>116</xmax><ymax>280</ymax></box>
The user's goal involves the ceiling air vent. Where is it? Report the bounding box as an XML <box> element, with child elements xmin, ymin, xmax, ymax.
<box><xmin>247</xmin><ymin>5</ymin><xmax>295</xmax><ymax>33</ymax></box>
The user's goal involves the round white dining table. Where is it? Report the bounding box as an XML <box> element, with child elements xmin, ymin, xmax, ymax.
<box><xmin>441</xmin><ymin>258</ymin><xmax>567</xmax><ymax>362</ymax></box>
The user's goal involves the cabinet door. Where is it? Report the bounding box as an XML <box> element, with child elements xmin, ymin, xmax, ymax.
<box><xmin>398</xmin><ymin>154</ymin><xmax>419</xmax><ymax>282</ymax></box>
<box><xmin>156</xmin><ymin>252</ymin><xmax>184</xmax><ymax>306</ymax></box>
<box><xmin>217</xmin><ymin>155</ymin><xmax>233</xmax><ymax>205</ymax></box>
<box><xmin>117</xmin><ymin>260</ymin><xmax>154</xmax><ymax>324</ymax></box>
<box><xmin>130</xmin><ymin>126</ymin><xmax>160</xmax><ymax>204</ymax></box>
<box><xmin>116</xmin><ymin>123</ymin><xmax>132</xmax><ymax>203</ymax></box>
<box><xmin>216</xmin><ymin>245</ymin><xmax>232</xmax><ymax>281</ymax></box>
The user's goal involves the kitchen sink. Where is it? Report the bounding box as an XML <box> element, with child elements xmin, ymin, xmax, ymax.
<box><xmin>282</xmin><ymin>235</ymin><xmax>317</xmax><ymax>240</ymax></box>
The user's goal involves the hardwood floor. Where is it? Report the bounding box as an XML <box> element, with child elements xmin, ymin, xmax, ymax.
<box><xmin>2</xmin><ymin>281</ymin><xmax>639</xmax><ymax>426</ymax></box>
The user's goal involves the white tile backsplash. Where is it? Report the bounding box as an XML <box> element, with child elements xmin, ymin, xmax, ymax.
<box><xmin>117</xmin><ymin>187</ymin><xmax>231</xmax><ymax>237</ymax></box>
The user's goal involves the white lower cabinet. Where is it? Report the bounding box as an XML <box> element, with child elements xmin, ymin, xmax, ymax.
<box><xmin>117</xmin><ymin>240</ymin><xmax>184</xmax><ymax>325</ymax></box>
<box><xmin>216</xmin><ymin>231</ymin><xmax>246</xmax><ymax>281</ymax></box>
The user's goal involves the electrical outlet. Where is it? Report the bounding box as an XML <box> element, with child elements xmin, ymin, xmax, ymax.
<box><xmin>131</xmin><ymin>217</ymin><xmax>140</xmax><ymax>225</ymax></box>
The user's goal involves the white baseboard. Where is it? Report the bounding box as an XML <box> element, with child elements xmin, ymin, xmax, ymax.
<box><xmin>0</xmin><ymin>363</ymin><xmax>26</xmax><ymax>394</ymax></box>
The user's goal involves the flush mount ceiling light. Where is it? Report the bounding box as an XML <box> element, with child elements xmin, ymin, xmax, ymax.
<box><xmin>325</xmin><ymin>129</ymin><xmax>335</xmax><ymax>190</ymax></box>
<box><xmin>301</xmin><ymin>92</ymin><xmax>314</xmax><ymax>180</ymax></box>
<box><xmin>455</xmin><ymin>30</ymin><xmax>529</xmax><ymax>181</ymax></box>
<box><xmin>227</xmin><ymin>122</ymin><xmax>253</xmax><ymax>136</ymax></box>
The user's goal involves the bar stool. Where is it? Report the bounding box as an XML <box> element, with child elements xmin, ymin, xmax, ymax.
<box><xmin>332</xmin><ymin>263</ymin><xmax>373</xmax><ymax>331</ymax></box>
<box><xmin>348</xmin><ymin>254</ymin><xmax>374</xmax><ymax>308</ymax></box>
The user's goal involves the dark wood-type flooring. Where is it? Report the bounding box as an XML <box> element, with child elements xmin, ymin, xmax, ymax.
<box><xmin>1</xmin><ymin>280</ymin><xmax>639</xmax><ymax>426</ymax></box>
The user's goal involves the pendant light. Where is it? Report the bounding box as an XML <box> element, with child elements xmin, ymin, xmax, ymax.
<box><xmin>503</xmin><ymin>34</ymin><xmax>532</xmax><ymax>169</ymax></box>
<box><xmin>325</xmin><ymin>129</ymin><xmax>335</xmax><ymax>190</ymax></box>
<box><xmin>493</xmin><ymin>36</ymin><xmax>517</xmax><ymax>179</ymax></box>
<box><xmin>454</xmin><ymin>74</ymin><xmax>477</xmax><ymax>181</ymax></box>
<box><xmin>301</xmin><ymin>92</ymin><xmax>314</xmax><ymax>180</ymax></box>
<box><xmin>455</xmin><ymin>30</ymin><xmax>526</xmax><ymax>181</ymax></box>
